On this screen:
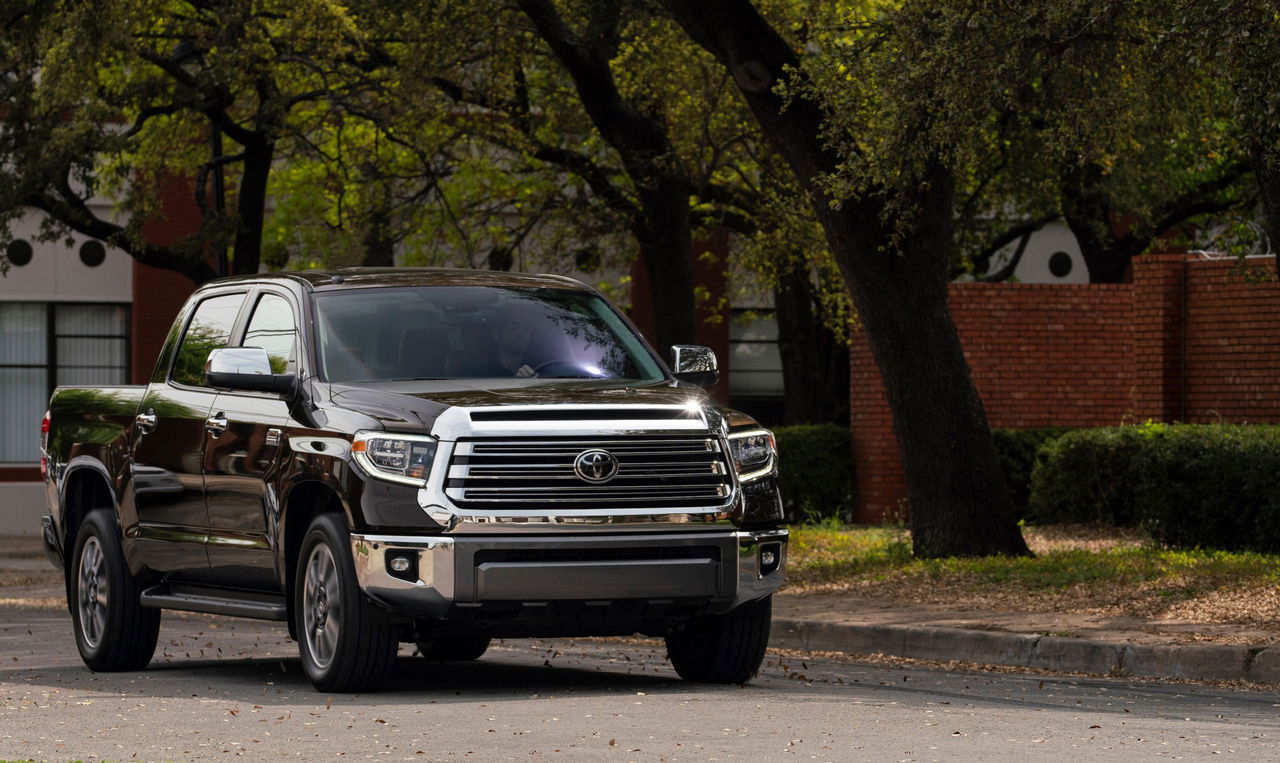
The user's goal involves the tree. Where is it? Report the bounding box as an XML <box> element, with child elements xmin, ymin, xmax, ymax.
<box><xmin>0</xmin><ymin>0</ymin><xmax>419</xmax><ymax>282</ymax></box>
<box><xmin>947</xmin><ymin>5</ymin><xmax>1254</xmax><ymax>284</ymax></box>
<box><xmin>661</xmin><ymin>0</ymin><xmax>1032</xmax><ymax>557</ymax></box>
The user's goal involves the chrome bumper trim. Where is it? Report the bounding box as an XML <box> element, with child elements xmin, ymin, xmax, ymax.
<box><xmin>350</xmin><ymin>529</ymin><xmax>786</xmax><ymax>619</ymax></box>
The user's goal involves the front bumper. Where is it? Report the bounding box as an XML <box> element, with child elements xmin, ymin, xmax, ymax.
<box><xmin>350</xmin><ymin>529</ymin><xmax>786</xmax><ymax>623</ymax></box>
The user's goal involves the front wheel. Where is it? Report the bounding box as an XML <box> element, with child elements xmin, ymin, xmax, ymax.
<box><xmin>295</xmin><ymin>513</ymin><xmax>399</xmax><ymax>692</ymax></box>
<box><xmin>665</xmin><ymin>595</ymin><xmax>772</xmax><ymax>684</ymax></box>
<box><xmin>69</xmin><ymin>511</ymin><xmax>160</xmax><ymax>672</ymax></box>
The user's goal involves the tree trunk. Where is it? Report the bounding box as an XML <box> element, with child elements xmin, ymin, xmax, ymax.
<box><xmin>635</xmin><ymin>180</ymin><xmax>697</xmax><ymax>352</ymax></box>
<box><xmin>1252</xmin><ymin>142</ymin><xmax>1280</xmax><ymax>272</ymax></box>
<box><xmin>662</xmin><ymin>0</ymin><xmax>1028</xmax><ymax>557</ymax></box>
<box><xmin>362</xmin><ymin>207</ymin><xmax>395</xmax><ymax>267</ymax></box>
<box><xmin>774</xmin><ymin>265</ymin><xmax>849</xmax><ymax>425</ymax></box>
<box><xmin>516</xmin><ymin>0</ymin><xmax>699</xmax><ymax>350</ymax></box>
<box><xmin>231</xmin><ymin>137</ymin><xmax>273</xmax><ymax>276</ymax></box>
<box><xmin>828</xmin><ymin>197</ymin><xmax>1027</xmax><ymax>556</ymax></box>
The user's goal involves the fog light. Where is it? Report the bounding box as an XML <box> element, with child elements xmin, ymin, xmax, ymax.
<box><xmin>385</xmin><ymin>550</ymin><xmax>420</xmax><ymax>582</ymax></box>
<box><xmin>759</xmin><ymin>542</ymin><xmax>781</xmax><ymax>576</ymax></box>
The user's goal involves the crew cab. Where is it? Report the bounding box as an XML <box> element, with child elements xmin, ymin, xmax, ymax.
<box><xmin>40</xmin><ymin>269</ymin><xmax>785</xmax><ymax>691</ymax></box>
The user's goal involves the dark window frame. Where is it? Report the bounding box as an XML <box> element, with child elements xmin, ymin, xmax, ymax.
<box><xmin>0</xmin><ymin>301</ymin><xmax>131</xmax><ymax>464</ymax></box>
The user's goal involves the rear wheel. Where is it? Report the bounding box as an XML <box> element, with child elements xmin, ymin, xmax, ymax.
<box><xmin>416</xmin><ymin>635</ymin><xmax>491</xmax><ymax>661</ymax></box>
<box><xmin>69</xmin><ymin>511</ymin><xmax>160</xmax><ymax>672</ymax></box>
<box><xmin>665</xmin><ymin>595</ymin><xmax>772</xmax><ymax>684</ymax></box>
<box><xmin>295</xmin><ymin>513</ymin><xmax>399</xmax><ymax>692</ymax></box>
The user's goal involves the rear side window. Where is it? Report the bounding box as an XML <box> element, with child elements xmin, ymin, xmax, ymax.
<box><xmin>171</xmin><ymin>293</ymin><xmax>244</xmax><ymax>387</ymax></box>
<box><xmin>242</xmin><ymin>293</ymin><xmax>297</xmax><ymax>374</ymax></box>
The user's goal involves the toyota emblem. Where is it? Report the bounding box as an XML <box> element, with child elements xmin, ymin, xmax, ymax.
<box><xmin>573</xmin><ymin>449</ymin><xmax>620</xmax><ymax>484</ymax></box>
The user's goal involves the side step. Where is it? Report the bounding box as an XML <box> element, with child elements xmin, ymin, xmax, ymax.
<box><xmin>141</xmin><ymin>584</ymin><xmax>288</xmax><ymax>621</ymax></box>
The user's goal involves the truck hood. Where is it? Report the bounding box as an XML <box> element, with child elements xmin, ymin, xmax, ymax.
<box><xmin>326</xmin><ymin>379</ymin><xmax>710</xmax><ymax>434</ymax></box>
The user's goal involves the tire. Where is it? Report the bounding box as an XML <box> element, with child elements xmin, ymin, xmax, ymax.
<box><xmin>295</xmin><ymin>513</ymin><xmax>398</xmax><ymax>692</ymax></box>
<box><xmin>69</xmin><ymin>510</ymin><xmax>160</xmax><ymax>672</ymax></box>
<box><xmin>665</xmin><ymin>595</ymin><xmax>772</xmax><ymax>684</ymax></box>
<box><xmin>416</xmin><ymin>635</ymin><xmax>491</xmax><ymax>661</ymax></box>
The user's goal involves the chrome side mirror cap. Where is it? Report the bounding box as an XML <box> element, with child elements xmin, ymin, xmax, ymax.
<box><xmin>671</xmin><ymin>345</ymin><xmax>718</xmax><ymax>387</ymax></box>
<box><xmin>205</xmin><ymin>347</ymin><xmax>296</xmax><ymax>395</ymax></box>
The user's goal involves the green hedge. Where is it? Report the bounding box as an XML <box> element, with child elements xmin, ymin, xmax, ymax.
<box><xmin>1028</xmin><ymin>423</ymin><xmax>1280</xmax><ymax>551</ymax></box>
<box><xmin>990</xmin><ymin>427</ymin><xmax>1070</xmax><ymax>516</ymax></box>
<box><xmin>773</xmin><ymin>424</ymin><xmax>855</xmax><ymax>523</ymax></box>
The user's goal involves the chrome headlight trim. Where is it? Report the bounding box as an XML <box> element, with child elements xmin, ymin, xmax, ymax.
<box><xmin>727</xmin><ymin>428</ymin><xmax>776</xmax><ymax>484</ymax></box>
<box><xmin>352</xmin><ymin>430</ymin><xmax>439</xmax><ymax>487</ymax></box>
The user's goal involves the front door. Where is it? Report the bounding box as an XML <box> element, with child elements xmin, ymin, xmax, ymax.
<box><xmin>130</xmin><ymin>291</ymin><xmax>245</xmax><ymax>583</ymax></box>
<box><xmin>204</xmin><ymin>291</ymin><xmax>299</xmax><ymax>591</ymax></box>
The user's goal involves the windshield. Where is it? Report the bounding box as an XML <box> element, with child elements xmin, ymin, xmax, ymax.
<box><xmin>312</xmin><ymin>286</ymin><xmax>666</xmax><ymax>384</ymax></box>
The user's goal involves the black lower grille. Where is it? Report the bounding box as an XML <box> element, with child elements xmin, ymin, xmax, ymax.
<box><xmin>473</xmin><ymin>546</ymin><xmax>721</xmax><ymax>565</ymax></box>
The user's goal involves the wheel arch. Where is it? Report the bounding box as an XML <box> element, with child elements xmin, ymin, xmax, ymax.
<box><xmin>59</xmin><ymin>464</ymin><xmax>118</xmax><ymax>572</ymax></box>
<box><xmin>280</xmin><ymin>479</ymin><xmax>347</xmax><ymax>639</ymax></box>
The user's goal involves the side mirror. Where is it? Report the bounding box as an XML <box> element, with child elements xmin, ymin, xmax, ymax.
<box><xmin>205</xmin><ymin>347</ymin><xmax>296</xmax><ymax>396</ymax></box>
<box><xmin>671</xmin><ymin>345</ymin><xmax>718</xmax><ymax>387</ymax></box>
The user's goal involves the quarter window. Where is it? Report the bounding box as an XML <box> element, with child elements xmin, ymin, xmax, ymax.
<box><xmin>171</xmin><ymin>293</ymin><xmax>244</xmax><ymax>387</ymax></box>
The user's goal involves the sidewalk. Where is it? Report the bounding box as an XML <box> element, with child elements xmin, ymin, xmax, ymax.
<box><xmin>771</xmin><ymin>591</ymin><xmax>1280</xmax><ymax>684</ymax></box>
<box><xmin>7</xmin><ymin>535</ymin><xmax>1278</xmax><ymax>684</ymax></box>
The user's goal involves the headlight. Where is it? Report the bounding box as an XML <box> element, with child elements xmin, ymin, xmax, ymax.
<box><xmin>352</xmin><ymin>431</ymin><xmax>438</xmax><ymax>487</ymax></box>
<box><xmin>728</xmin><ymin>429</ymin><xmax>775</xmax><ymax>483</ymax></box>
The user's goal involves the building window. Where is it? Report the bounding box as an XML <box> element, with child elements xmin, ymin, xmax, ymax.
<box><xmin>0</xmin><ymin>302</ymin><xmax>129</xmax><ymax>463</ymax></box>
<box><xmin>728</xmin><ymin>308</ymin><xmax>784</xmax><ymax>398</ymax></box>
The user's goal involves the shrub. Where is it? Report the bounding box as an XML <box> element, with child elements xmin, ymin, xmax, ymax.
<box><xmin>990</xmin><ymin>428</ymin><xmax>1070</xmax><ymax>516</ymax></box>
<box><xmin>1028</xmin><ymin>423</ymin><xmax>1280</xmax><ymax>551</ymax></box>
<box><xmin>772</xmin><ymin>424</ymin><xmax>855</xmax><ymax>523</ymax></box>
<box><xmin>1027</xmin><ymin>426</ymin><xmax>1146</xmax><ymax>525</ymax></box>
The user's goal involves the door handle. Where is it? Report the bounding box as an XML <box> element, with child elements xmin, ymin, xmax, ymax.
<box><xmin>135</xmin><ymin>409</ymin><xmax>157</xmax><ymax>435</ymax></box>
<box><xmin>205</xmin><ymin>413</ymin><xmax>229</xmax><ymax>438</ymax></box>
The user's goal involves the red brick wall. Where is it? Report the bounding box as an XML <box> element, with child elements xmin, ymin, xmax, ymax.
<box><xmin>850</xmin><ymin>282</ymin><xmax>1134</xmax><ymax>522</ymax></box>
<box><xmin>132</xmin><ymin>175</ymin><xmax>200</xmax><ymax>382</ymax></box>
<box><xmin>849</xmin><ymin>253</ymin><xmax>1280</xmax><ymax>523</ymax></box>
<box><xmin>1183</xmin><ymin>257</ymin><xmax>1280</xmax><ymax>421</ymax></box>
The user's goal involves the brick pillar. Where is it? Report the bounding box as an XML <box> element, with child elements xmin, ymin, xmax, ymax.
<box><xmin>848</xmin><ymin>329</ymin><xmax>905</xmax><ymax>522</ymax></box>
<box><xmin>1131</xmin><ymin>253</ymin><xmax>1188</xmax><ymax>422</ymax></box>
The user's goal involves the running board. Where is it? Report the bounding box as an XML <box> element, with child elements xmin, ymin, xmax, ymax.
<box><xmin>140</xmin><ymin>584</ymin><xmax>288</xmax><ymax>621</ymax></box>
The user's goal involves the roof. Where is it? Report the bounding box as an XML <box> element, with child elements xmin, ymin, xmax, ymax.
<box><xmin>199</xmin><ymin>267</ymin><xmax>595</xmax><ymax>293</ymax></box>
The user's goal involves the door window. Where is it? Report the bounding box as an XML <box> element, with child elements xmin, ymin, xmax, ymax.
<box><xmin>242</xmin><ymin>293</ymin><xmax>297</xmax><ymax>375</ymax></box>
<box><xmin>171</xmin><ymin>293</ymin><xmax>244</xmax><ymax>387</ymax></box>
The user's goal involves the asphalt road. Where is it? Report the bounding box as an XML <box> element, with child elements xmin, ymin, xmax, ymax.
<box><xmin>1</xmin><ymin>606</ymin><xmax>1278</xmax><ymax>762</ymax></box>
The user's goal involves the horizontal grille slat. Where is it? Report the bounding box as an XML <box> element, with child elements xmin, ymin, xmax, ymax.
<box><xmin>447</xmin><ymin>432</ymin><xmax>735</xmax><ymax>510</ymax></box>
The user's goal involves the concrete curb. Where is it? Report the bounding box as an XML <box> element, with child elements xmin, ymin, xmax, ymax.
<box><xmin>771</xmin><ymin>618</ymin><xmax>1280</xmax><ymax>684</ymax></box>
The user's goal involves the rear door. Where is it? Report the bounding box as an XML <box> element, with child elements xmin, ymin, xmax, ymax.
<box><xmin>204</xmin><ymin>289</ymin><xmax>301</xmax><ymax>591</ymax></box>
<box><xmin>131</xmin><ymin>291</ymin><xmax>246</xmax><ymax>583</ymax></box>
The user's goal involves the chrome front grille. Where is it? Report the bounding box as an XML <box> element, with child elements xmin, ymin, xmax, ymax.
<box><xmin>445</xmin><ymin>434</ymin><xmax>735</xmax><ymax>510</ymax></box>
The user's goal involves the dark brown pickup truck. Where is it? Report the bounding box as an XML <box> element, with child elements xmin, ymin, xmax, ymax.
<box><xmin>40</xmin><ymin>269</ymin><xmax>786</xmax><ymax>692</ymax></box>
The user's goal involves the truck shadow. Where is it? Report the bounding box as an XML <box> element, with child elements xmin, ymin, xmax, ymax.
<box><xmin>0</xmin><ymin>652</ymin><xmax>783</xmax><ymax>706</ymax></box>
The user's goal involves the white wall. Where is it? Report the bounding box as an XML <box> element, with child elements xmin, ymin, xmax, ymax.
<box><xmin>1</xmin><ymin>206</ymin><xmax>132</xmax><ymax>302</ymax></box>
<box><xmin>0</xmin><ymin>483</ymin><xmax>48</xmax><ymax>536</ymax></box>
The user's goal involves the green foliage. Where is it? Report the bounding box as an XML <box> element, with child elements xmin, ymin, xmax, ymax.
<box><xmin>1029</xmin><ymin>426</ymin><xmax>1151</xmax><ymax>526</ymax></box>
<box><xmin>773</xmin><ymin>424</ymin><xmax>855</xmax><ymax>523</ymax></box>
<box><xmin>989</xmin><ymin>428</ymin><xmax>1070</xmax><ymax>515</ymax></box>
<box><xmin>1030</xmin><ymin>423</ymin><xmax>1280</xmax><ymax>551</ymax></box>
